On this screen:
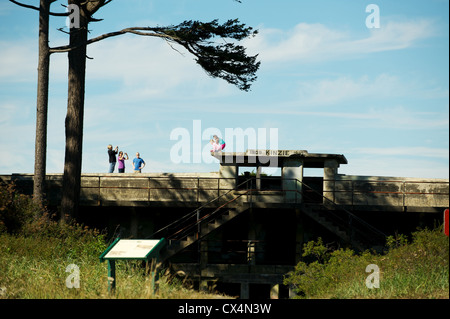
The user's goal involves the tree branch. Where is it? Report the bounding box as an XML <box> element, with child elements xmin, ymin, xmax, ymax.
<box><xmin>9</xmin><ymin>0</ymin><xmax>70</xmax><ymax>16</ymax></box>
<box><xmin>9</xmin><ymin>0</ymin><xmax>39</xmax><ymax>11</ymax></box>
<box><xmin>50</xmin><ymin>19</ymin><xmax>260</xmax><ymax>91</ymax></box>
<box><xmin>49</xmin><ymin>27</ymin><xmax>176</xmax><ymax>53</ymax></box>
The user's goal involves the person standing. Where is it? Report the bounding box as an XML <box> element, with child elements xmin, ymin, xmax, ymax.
<box><xmin>133</xmin><ymin>152</ymin><xmax>146</xmax><ymax>173</ymax></box>
<box><xmin>210</xmin><ymin>138</ymin><xmax>222</xmax><ymax>153</ymax></box>
<box><xmin>213</xmin><ymin>135</ymin><xmax>226</xmax><ymax>151</ymax></box>
<box><xmin>117</xmin><ymin>151</ymin><xmax>129</xmax><ymax>173</ymax></box>
<box><xmin>107</xmin><ymin>144</ymin><xmax>118</xmax><ymax>173</ymax></box>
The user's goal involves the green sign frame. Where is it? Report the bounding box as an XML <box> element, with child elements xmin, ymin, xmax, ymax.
<box><xmin>99</xmin><ymin>238</ymin><xmax>166</xmax><ymax>292</ymax></box>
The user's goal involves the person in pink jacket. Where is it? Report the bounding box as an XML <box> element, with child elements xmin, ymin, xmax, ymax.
<box><xmin>210</xmin><ymin>138</ymin><xmax>222</xmax><ymax>153</ymax></box>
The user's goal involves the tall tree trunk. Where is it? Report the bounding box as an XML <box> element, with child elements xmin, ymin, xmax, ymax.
<box><xmin>60</xmin><ymin>4</ymin><xmax>88</xmax><ymax>223</ymax></box>
<box><xmin>33</xmin><ymin>0</ymin><xmax>51</xmax><ymax>211</ymax></box>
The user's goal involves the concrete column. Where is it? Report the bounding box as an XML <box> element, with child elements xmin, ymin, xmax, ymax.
<box><xmin>256</xmin><ymin>166</ymin><xmax>261</xmax><ymax>190</ymax></box>
<box><xmin>270</xmin><ymin>284</ymin><xmax>279</xmax><ymax>299</ymax></box>
<box><xmin>295</xmin><ymin>208</ymin><xmax>304</xmax><ymax>264</ymax></box>
<box><xmin>219</xmin><ymin>164</ymin><xmax>238</xmax><ymax>189</ymax></box>
<box><xmin>323</xmin><ymin>159</ymin><xmax>339</xmax><ymax>205</ymax></box>
<box><xmin>247</xmin><ymin>208</ymin><xmax>256</xmax><ymax>265</ymax></box>
<box><xmin>199</xmin><ymin>280</ymin><xmax>209</xmax><ymax>293</ymax></box>
<box><xmin>282</xmin><ymin>159</ymin><xmax>303</xmax><ymax>203</ymax></box>
<box><xmin>240</xmin><ymin>282</ymin><xmax>249</xmax><ymax>299</ymax></box>
<box><xmin>199</xmin><ymin>240</ymin><xmax>208</xmax><ymax>268</ymax></box>
<box><xmin>130</xmin><ymin>208</ymin><xmax>139</xmax><ymax>238</ymax></box>
<box><xmin>288</xmin><ymin>286</ymin><xmax>297</xmax><ymax>299</ymax></box>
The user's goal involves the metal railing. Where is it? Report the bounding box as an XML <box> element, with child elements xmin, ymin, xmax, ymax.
<box><xmin>147</xmin><ymin>178</ymin><xmax>254</xmax><ymax>241</ymax></box>
<box><xmin>142</xmin><ymin>176</ymin><xmax>389</xmax><ymax>255</ymax></box>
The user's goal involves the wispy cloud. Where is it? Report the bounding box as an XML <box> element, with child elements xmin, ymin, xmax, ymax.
<box><xmin>0</xmin><ymin>41</ymin><xmax>37</xmax><ymax>82</ymax></box>
<box><xmin>292</xmin><ymin>73</ymin><xmax>449</xmax><ymax>109</ymax></box>
<box><xmin>244</xmin><ymin>18</ymin><xmax>437</xmax><ymax>64</ymax></box>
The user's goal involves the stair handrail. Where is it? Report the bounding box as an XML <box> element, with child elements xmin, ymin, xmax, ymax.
<box><xmin>293</xmin><ymin>178</ymin><xmax>388</xmax><ymax>243</ymax></box>
<box><xmin>148</xmin><ymin>175</ymin><xmax>386</xmax><ymax>246</ymax></box>
<box><xmin>168</xmin><ymin>190</ymin><xmax>252</xmax><ymax>242</ymax></box>
<box><xmin>147</xmin><ymin>178</ymin><xmax>253</xmax><ymax>240</ymax></box>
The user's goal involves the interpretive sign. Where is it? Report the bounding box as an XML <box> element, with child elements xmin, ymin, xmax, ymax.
<box><xmin>101</xmin><ymin>239</ymin><xmax>165</xmax><ymax>260</ymax></box>
<box><xmin>99</xmin><ymin>238</ymin><xmax>166</xmax><ymax>292</ymax></box>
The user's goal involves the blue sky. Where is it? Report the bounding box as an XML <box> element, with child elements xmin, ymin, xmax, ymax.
<box><xmin>0</xmin><ymin>0</ymin><xmax>448</xmax><ymax>178</ymax></box>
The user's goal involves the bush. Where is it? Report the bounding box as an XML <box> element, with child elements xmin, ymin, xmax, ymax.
<box><xmin>284</xmin><ymin>227</ymin><xmax>449</xmax><ymax>299</ymax></box>
<box><xmin>0</xmin><ymin>183</ymin><xmax>43</xmax><ymax>234</ymax></box>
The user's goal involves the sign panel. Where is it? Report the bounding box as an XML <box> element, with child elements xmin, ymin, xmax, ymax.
<box><xmin>100</xmin><ymin>238</ymin><xmax>165</xmax><ymax>261</ymax></box>
<box><xmin>99</xmin><ymin>238</ymin><xmax>166</xmax><ymax>293</ymax></box>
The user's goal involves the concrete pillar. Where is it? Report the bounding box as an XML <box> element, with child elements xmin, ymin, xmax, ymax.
<box><xmin>282</xmin><ymin>159</ymin><xmax>303</xmax><ymax>203</ymax></box>
<box><xmin>247</xmin><ymin>208</ymin><xmax>257</xmax><ymax>265</ymax></box>
<box><xmin>199</xmin><ymin>239</ymin><xmax>208</xmax><ymax>268</ymax></box>
<box><xmin>288</xmin><ymin>286</ymin><xmax>297</xmax><ymax>299</ymax></box>
<box><xmin>240</xmin><ymin>282</ymin><xmax>249</xmax><ymax>299</ymax></box>
<box><xmin>256</xmin><ymin>166</ymin><xmax>261</xmax><ymax>190</ymax></box>
<box><xmin>270</xmin><ymin>284</ymin><xmax>279</xmax><ymax>299</ymax></box>
<box><xmin>130</xmin><ymin>208</ymin><xmax>139</xmax><ymax>238</ymax></box>
<box><xmin>199</xmin><ymin>280</ymin><xmax>209</xmax><ymax>293</ymax></box>
<box><xmin>295</xmin><ymin>208</ymin><xmax>304</xmax><ymax>264</ymax></box>
<box><xmin>323</xmin><ymin>159</ymin><xmax>339</xmax><ymax>205</ymax></box>
<box><xmin>219</xmin><ymin>164</ymin><xmax>238</xmax><ymax>189</ymax></box>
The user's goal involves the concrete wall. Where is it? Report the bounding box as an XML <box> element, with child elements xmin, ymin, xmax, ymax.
<box><xmin>325</xmin><ymin>174</ymin><xmax>449</xmax><ymax>211</ymax></box>
<box><xmin>2</xmin><ymin>172</ymin><xmax>448</xmax><ymax>210</ymax></box>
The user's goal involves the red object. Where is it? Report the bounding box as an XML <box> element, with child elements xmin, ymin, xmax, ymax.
<box><xmin>445</xmin><ymin>209</ymin><xmax>449</xmax><ymax>237</ymax></box>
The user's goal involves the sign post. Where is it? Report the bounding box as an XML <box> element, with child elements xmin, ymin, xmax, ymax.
<box><xmin>99</xmin><ymin>238</ymin><xmax>166</xmax><ymax>293</ymax></box>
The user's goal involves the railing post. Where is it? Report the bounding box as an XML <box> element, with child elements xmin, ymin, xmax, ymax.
<box><xmin>148</xmin><ymin>176</ymin><xmax>151</xmax><ymax>202</ymax></box>
<box><xmin>197</xmin><ymin>177</ymin><xmax>200</xmax><ymax>205</ymax></box>
<box><xmin>351</xmin><ymin>180</ymin><xmax>354</xmax><ymax>210</ymax></box>
<box><xmin>196</xmin><ymin>209</ymin><xmax>200</xmax><ymax>240</ymax></box>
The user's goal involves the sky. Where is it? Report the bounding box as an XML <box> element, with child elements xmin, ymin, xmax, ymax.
<box><xmin>0</xmin><ymin>0</ymin><xmax>448</xmax><ymax>179</ymax></box>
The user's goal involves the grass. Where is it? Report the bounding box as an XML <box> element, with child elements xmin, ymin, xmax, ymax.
<box><xmin>0</xmin><ymin>183</ymin><xmax>231</xmax><ymax>299</ymax></box>
<box><xmin>0</xmin><ymin>230</ymin><xmax>235</xmax><ymax>299</ymax></box>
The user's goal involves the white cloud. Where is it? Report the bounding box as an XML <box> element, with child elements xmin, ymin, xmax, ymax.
<box><xmin>84</xmin><ymin>35</ymin><xmax>228</xmax><ymax>99</ymax></box>
<box><xmin>0</xmin><ymin>40</ymin><xmax>37</xmax><ymax>82</ymax></box>
<box><xmin>244</xmin><ymin>19</ymin><xmax>437</xmax><ymax>64</ymax></box>
<box><xmin>295</xmin><ymin>74</ymin><xmax>407</xmax><ymax>106</ymax></box>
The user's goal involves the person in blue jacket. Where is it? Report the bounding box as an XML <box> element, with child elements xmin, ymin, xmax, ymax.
<box><xmin>133</xmin><ymin>152</ymin><xmax>146</xmax><ymax>173</ymax></box>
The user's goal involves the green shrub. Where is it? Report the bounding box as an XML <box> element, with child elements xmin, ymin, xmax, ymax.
<box><xmin>0</xmin><ymin>183</ymin><xmax>43</xmax><ymax>234</ymax></box>
<box><xmin>284</xmin><ymin>227</ymin><xmax>449</xmax><ymax>299</ymax></box>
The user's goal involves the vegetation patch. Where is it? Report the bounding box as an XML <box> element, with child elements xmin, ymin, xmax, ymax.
<box><xmin>0</xmin><ymin>183</ymin><xmax>230</xmax><ymax>299</ymax></box>
<box><xmin>284</xmin><ymin>226</ymin><xmax>449</xmax><ymax>299</ymax></box>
